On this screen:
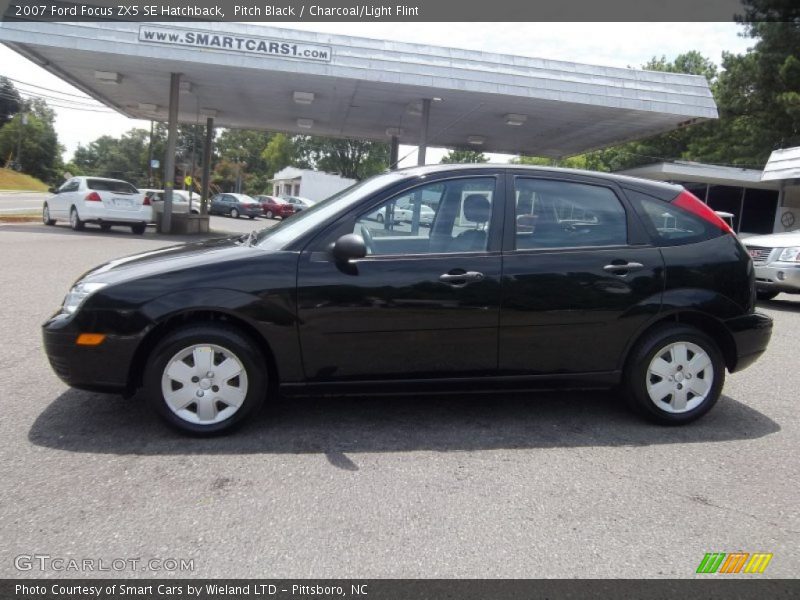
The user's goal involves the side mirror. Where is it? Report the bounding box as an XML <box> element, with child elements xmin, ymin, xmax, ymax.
<box><xmin>48</xmin><ymin>187</ymin><xmax>58</xmax><ymax>194</ymax></box>
<box><xmin>332</xmin><ymin>234</ymin><xmax>367</xmax><ymax>262</ymax></box>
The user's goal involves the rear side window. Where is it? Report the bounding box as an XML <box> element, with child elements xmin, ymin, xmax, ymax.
<box><xmin>87</xmin><ymin>179</ymin><xmax>138</xmax><ymax>194</ymax></box>
<box><xmin>514</xmin><ymin>178</ymin><xmax>628</xmax><ymax>249</ymax></box>
<box><xmin>627</xmin><ymin>189</ymin><xmax>721</xmax><ymax>245</ymax></box>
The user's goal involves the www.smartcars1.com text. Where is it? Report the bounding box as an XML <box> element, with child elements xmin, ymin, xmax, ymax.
<box><xmin>12</xmin><ymin>4</ymin><xmax>421</xmax><ymax>18</ymax></box>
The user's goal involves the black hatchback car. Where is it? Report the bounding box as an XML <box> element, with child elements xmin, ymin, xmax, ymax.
<box><xmin>43</xmin><ymin>165</ymin><xmax>772</xmax><ymax>434</ymax></box>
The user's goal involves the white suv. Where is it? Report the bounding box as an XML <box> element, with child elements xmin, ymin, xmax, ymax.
<box><xmin>43</xmin><ymin>176</ymin><xmax>152</xmax><ymax>234</ymax></box>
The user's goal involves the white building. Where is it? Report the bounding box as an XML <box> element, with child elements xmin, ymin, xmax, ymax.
<box><xmin>269</xmin><ymin>167</ymin><xmax>356</xmax><ymax>203</ymax></box>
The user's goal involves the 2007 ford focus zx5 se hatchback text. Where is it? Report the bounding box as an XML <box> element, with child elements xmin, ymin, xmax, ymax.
<box><xmin>43</xmin><ymin>165</ymin><xmax>773</xmax><ymax>435</ymax></box>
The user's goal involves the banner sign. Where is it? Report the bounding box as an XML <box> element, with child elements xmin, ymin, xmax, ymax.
<box><xmin>139</xmin><ymin>25</ymin><xmax>332</xmax><ymax>62</ymax></box>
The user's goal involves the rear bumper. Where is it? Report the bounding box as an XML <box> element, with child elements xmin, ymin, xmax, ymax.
<box><xmin>754</xmin><ymin>262</ymin><xmax>800</xmax><ymax>294</ymax></box>
<box><xmin>723</xmin><ymin>312</ymin><xmax>773</xmax><ymax>373</ymax></box>
<box><xmin>42</xmin><ymin>312</ymin><xmax>141</xmax><ymax>392</ymax></box>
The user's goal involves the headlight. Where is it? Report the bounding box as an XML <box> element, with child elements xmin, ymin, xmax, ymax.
<box><xmin>62</xmin><ymin>282</ymin><xmax>108</xmax><ymax>314</ymax></box>
<box><xmin>778</xmin><ymin>247</ymin><xmax>800</xmax><ymax>262</ymax></box>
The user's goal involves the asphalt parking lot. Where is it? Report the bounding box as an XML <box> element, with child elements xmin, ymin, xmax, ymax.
<box><xmin>1</xmin><ymin>221</ymin><xmax>798</xmax><ymax>579</ymax></box>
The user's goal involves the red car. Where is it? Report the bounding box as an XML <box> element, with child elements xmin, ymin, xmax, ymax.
<box><xmin>256</xmin><ymin>195</ymin><xmax>294</xmax><ymax>219</ymax></box>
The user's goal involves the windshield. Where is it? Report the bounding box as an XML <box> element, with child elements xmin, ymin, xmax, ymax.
<box><xmin>253</xmin><ymin>171</ymin><xmax>407</xmax><ymax>250</ymax></box>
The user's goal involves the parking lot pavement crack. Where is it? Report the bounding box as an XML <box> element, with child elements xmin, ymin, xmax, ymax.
<box><xmin>573</xmin><ymin>453</ymin><xmax>800</xmax><ymax>536</ymax></box>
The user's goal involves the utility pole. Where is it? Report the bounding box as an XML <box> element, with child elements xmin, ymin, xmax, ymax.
<box><xmin>15</xmin><ymin>113</ymin><xmax>27</xmax><ymax>171</ymax></box>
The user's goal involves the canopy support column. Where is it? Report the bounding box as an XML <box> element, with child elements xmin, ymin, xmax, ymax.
<box><xmin>201</xmin><ymin>116</ymin><xmax>214</xmax><ymax>215</ymax></box>
<box><xmin>162</xmin><ymin>72</ymin><xmax>181</xmax><ymax>234</ymax></box>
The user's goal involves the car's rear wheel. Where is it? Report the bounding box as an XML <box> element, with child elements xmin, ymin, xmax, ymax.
<box><xmin>624</xmin><ymin>324</ymin><xmax>724</xmax><ymax>424</ymax></box>
<box><xmin>144</xmin><ymin>324</ymin><xmax>267</xmax><ymax>435</ymax></box>
<box><xmin>266</xmin><ymin>210</ymin><xmax>274</xmax><ymax>219</ymax></box>
<box><xmin>757</xmin><ymin>290</ymin><xmax>779</xmax><ymax>301</ymax></box>
<box><xmin>230</xmin><ymin>208</ymin><xmax>240</xmax><ymax>219</ymax></box>
<box><xmin>42</xmin><ymin>204</ymin><xmax>56</xmax><ymax>226</ymax></box>
<box><xmin>69</xmin><ymin>207</ymin><xmax>84</xmax><ymax>231</ymax></box>
<box><xmin>131</xmin><ymin>224</ymin><xmax>146</xmax><ymax>235</ymax></box>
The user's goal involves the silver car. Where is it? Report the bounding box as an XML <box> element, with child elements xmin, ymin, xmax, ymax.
<box><xmin>743</xmin><ymin>230</ymin><xmax>800</xmax><ymax>300</ymax></box>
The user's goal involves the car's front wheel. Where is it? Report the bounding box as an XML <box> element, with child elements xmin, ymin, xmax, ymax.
<box><xmin>624</xmin><ymin>324</ymin><xmax>724</xmax><ymax>424</ymax></box>
<box><xmin>144</xmin><ymin>324</ymin><xmax>267</xmax><ymax>435</ymax></box>
<box><xmin>43</xmin><ymin>203</ymin><xmax>56</xmax><ymax>226</ymax></box>
<box><xmin>230</xmin><ymin>208</ymin><xmax>240</xmax><ymax>219</ymax></box>
<box><xmin>266</xmin><ymin>210</ymin><xmax>274</xmax><ymax>219</ymax></box>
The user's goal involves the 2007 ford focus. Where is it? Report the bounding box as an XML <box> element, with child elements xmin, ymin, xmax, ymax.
<box><xmin>43</xmin><ymin>165</ymin><xmax>773</xmax><ymax>434</ymax></box>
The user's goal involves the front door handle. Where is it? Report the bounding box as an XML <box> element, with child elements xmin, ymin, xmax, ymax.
<box><xmin>439</xmin><ymin>271</ymin><xmax>485</xmax><ymax>287</ymax></box>
<box><xmin>603</xmin><ymin>262</ymin><xmax>645</xmax><ymax>275</ymax></box>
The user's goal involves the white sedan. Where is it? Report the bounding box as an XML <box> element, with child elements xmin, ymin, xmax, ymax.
<box><xmin>43</xmin><ymin>176</ymin><xmax>152</xmax><ymax>234</ymax></box>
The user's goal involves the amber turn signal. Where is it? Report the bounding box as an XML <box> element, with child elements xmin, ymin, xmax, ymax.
<box><xmin>76</xmin><ymin>333</ymin><xmax>106</xmax><ymax>346</ymax></box>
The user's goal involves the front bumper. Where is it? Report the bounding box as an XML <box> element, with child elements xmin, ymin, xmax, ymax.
<box><xmin>723</xmin><ymin>312</ymin><xmax>773</xmax><ymax>373</ymax></box>
<box><xmin>42</xmin><ymin>312</ymin><xmax>142</xmax><ymax>393</ymax></box>
<box><xmin>754</xmin><ymin>262</ymin><xmax>800</xmax><ymax>294</ymax></box>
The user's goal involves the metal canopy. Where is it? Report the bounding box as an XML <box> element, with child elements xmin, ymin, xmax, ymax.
<box><xmin>0</xmin><ymin>21</ymin><xmax>718</xmax><ymax>157</ymax></box>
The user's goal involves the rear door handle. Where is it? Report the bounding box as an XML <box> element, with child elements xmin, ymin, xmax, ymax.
<box><xmin>603</xmin><ymin>262</ymin><xmax>644</xmax><ymax>275</ymax></box>
<box><xmin>439</xmin><ymin>271</ymin><xmax>485</xmax><ymax>286</ymax></box>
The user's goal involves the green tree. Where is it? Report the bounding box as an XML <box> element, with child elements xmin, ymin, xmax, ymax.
<box><xmin>440</xmin><ymin>149</ymin><xmax>489</xmax><ymax>163</ymax></box>
<box><xmin>0</xmin><ymin>98</ymin><xmax>63</xmax><ymax>184</ymax></box>
<box><xmin>294</xmin><ymin>136</ymin><xmax>389</xmax><ymax>180</ymax></box>
<box><xmin>261</xmin><ymin>133</ymin><xmax>305</xmax><ymax>177</ymax></box>
<box><xmin>213</xmin><ymin>128</ymin><xmax>274</xmax><ymax>193</ymax></box>
<box><xmin>0</xmin><ymin>76</ymin><xmax>22</xmax><ymax>129</ymax></box>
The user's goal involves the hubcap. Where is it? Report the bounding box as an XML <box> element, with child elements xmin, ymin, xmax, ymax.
<box><xmin>161</xmin><ymin>344</ymin><xmax>248</xmax><ymax>425</ymax></box>
<box><xmin>646</xmin><ymin>341</ymin><xmax>713</xmax><ymax>414</ymax></box>
<box><xmin>43</xmin><ymin>206</ymin><xmax>49</xmax><ymax>222</ymax></box>
<box><xmin>71</xmin><ymin>211</ymin><xmax>77</xmax><ymax>226</ymax></box>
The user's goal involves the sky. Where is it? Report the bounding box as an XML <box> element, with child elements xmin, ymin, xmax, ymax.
<box><xmin>0</xmin><ymin>22</ymin><xmax>754</xmax><ymax>167</ymax></box>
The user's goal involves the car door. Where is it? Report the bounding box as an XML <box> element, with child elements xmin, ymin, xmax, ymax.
<box><xmin>499</xmin><ymin>174</ymin><xmax>664</xmax><ymax>376</ymax></box>
<box><xmin>296</xmin><ymin>174</ymin><xmax>505</xmax><ymax>382</ymax></box>
<box><xmin>210</xmin><ymin>195</ymin><xmax>225</xmax><ymax>214</ymax></box>
<box><xmin>53</xmin><ymin>178</ymin><xmax>80</xmax><ymax>217</ymax></box>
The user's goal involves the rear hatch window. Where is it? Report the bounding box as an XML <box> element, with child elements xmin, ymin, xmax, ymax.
<box><xmin>87</xmin><ymin>179</ymin><xmax>138</xmax><ymax>194</ymax></box>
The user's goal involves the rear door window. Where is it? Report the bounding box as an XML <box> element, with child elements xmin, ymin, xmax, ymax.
<box><xmin>513</xmin><ymin>178</ymin><xmax>628</xmax><ymax>249</ymax></box>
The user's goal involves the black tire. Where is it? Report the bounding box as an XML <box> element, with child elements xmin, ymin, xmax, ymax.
<box><xmin>131</xmin><ymin>223</ymin><xmax>146</xmax><ymax>235</ymax></box>
<box><xmin>623</xmin><ymin>324</ymin><xmax>725</xmax><ymax>425</ymax></box>
<box><xmin>248</xmin><ymin>215</ymin><xmax>256</xmax><ymax>220</ymax></box>
<box><xmin>230</xmin><ymin>208</ymin><xmax>239</xmax><ymax>219</ymax></box>
<box><xmin>143</xmin><ymin>324</ymin><xmax>267</xmax><ymax>435</ymax></box>
<box><xmin>69</xmin><ymin>206</ymin><xmax>84</xmax><ymax>231</ymax></box>
<box><xmin>42</xmin><ymin>203</ymin><xmax>56</xmax><ymax>226</ymax></box>
<box><xmin>266</xmin><ymin>210</ymin><xmax>274</xmax><ymax>219</ymax></box>
<box><xmin>757</xmin><ymin>290</ymin><xmax>779</xmax><ymax>301</ymax></box>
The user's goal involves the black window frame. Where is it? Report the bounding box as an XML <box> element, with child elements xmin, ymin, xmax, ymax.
<box><xmin>303</xmin><ymin>171</ymin><xmax>507</xmax><ymax>260</ymax></box>
<box><xmin>503</xmin><ymin>173</ymin><xmax>649</xmax><ymax>253</ymax></box>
